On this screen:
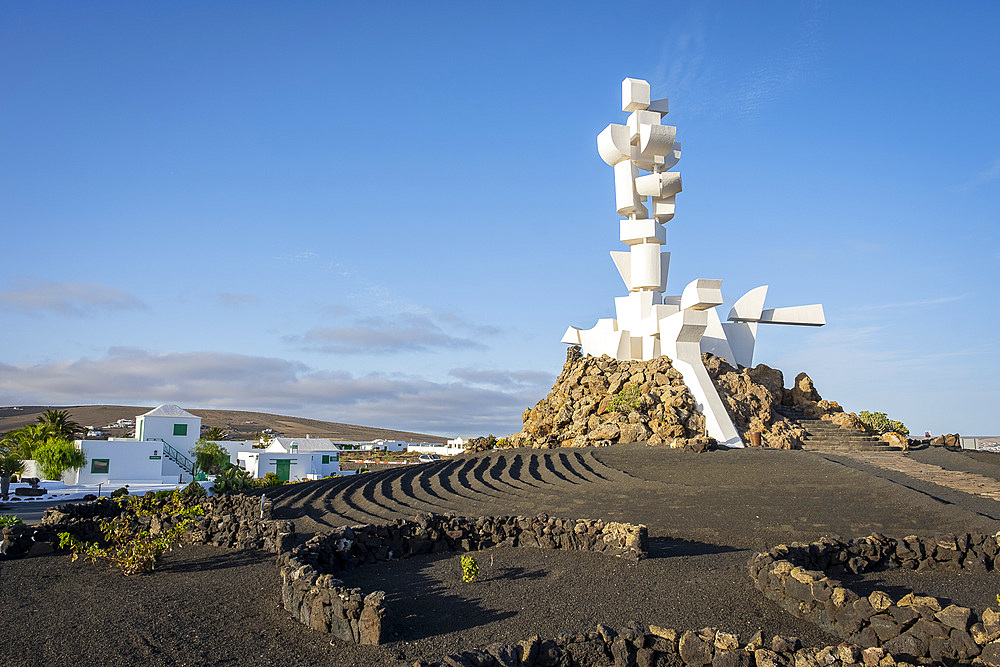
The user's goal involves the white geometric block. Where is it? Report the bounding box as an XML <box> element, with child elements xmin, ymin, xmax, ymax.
<box><xmin>680</xmin><ymin>278</ymin><xmax>723</xmax><ymax>311</ymax></box>
<box><xmin>620</xmin><ymin>219</ymin><xmax>665</xmax><ymax>246</ymax></box>
<box><xmin>629</xmin><ymin>145</ymin><xmax>665</xmax><ymax>173</ymax></box>
<box><xmin>639</xmin><ymin>124</ymin><xmax>676</xmax><ymax>159</ymax></box>
<box><xmin>651</xmin><ymin>196</ymin><xmax>675</xmax><ymax>223</ymax></box>
<box><xmin>721</xmin><ymin>320</ymin><xmax>758</xmax><ymax>368</ymax></box>
<box><xmin>626</xmin><ymin>110</ymin><xmax>662</xmax><ymax>143</ymax></box>
<box><xmin>610</xmin><ymin>251</ymin><xmax>631</xmax><ymax>291</ymax></box>
<box><xmin>641</xmin><ymin>334</ymin><xmax>660</xmax><ymax>360</ymax></box>
<box><xmin>613</xmin><ymin>160</ymin><xmax>647</xmax><ymax>218</ymax></box>
<box><xmin>614</xmin><ymin>291</ymin><xmax>660</xmax><ymax>337</ymax></box>
<box><xmin>561</xmin><ymin>326</ymin><xmax>583</xmax><ymax>345</ymax></box>
<box><xmin>661</xmin><ymin>141</ymin><xmax>681</xmax><ymax>170</ymax></box>
<box><xmin>647</xmin><ymin>98</ymin><xmax>669</xmax><ymax>115</ymax></box>
<box><xmin>622</xmin><ymin>77</ymin><xmax>650</xmax><ymax>112</ymax></box>
<box><xmin>759</xmin><ymin>304</ymin><xmax>826</xmax><ymax>326</ymax></box>
<box><xmin>635</xmin><ymin>172</ymin><xmax>682</xmax><ymax>198</ymax></box>
<box><xmin>658</xmin><ymin>252</ymin><xmax>670</xmax><ymax>293</ymax></box>
<box><xmin>728</xmin><ymin>285</ymin><xmax>768</xmax><ymax>322</ymax></box>
<box><xmin>597</xmin><ymin>123</ymin><xmax>632</xmax><ymax>166</ymax></box>
<box><xmin>628</xmin><ymin>336</ymin><xmax>643</xmax><ymax>360</ymax></box>
<box><xmin>700</xmin><ymin>308</ymin><xmax>737</xmax><ymax>366</ymax></box>
<box><xmin>630</xmin><ymin>243</ymin><xmax>662</xmax><ymax>290</ymax></box>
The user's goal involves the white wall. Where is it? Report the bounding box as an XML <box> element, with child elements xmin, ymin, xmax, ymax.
<box><xmin>408</xmin><ymin>443</ymin><xmax>465</xmax><ymax>456</ymax></box>
<box><xmin>237</xmin><ymin>451</ymin><xmax>340</xmax><ymax>481</ymax></box>
<box><xmin>137</xmin><ymin>414</ymin><xmax>201</xmax><ymax>453</ymax></box>
<box><xmin>69</xmin><ymin>440</ymin><xmax>164</xmax><ymax>484</ymax></box>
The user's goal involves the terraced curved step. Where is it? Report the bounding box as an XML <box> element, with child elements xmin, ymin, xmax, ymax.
<box><xmin>774</xmin><ymin>405</ymin><xmax>900</xmax><ymax>452</ymax></box>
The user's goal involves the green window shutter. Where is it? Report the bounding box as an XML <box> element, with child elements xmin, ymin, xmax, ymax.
<box><xmin>173</xmin><ymin>423</ymin><xmax>187</xmax><ymax>436</ymax></box>
<box><xmin>322</xmin><ymin>455</ymin><xmax>329</xmax><ymax>464</ymax></box>
<box><xmin>91</xmin><ymin>459</ymin><xmax>110</xmax><ymax>474</ymax></box>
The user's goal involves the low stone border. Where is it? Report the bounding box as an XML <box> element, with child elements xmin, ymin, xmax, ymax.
<box><xmin>0</xmin><ymin>494</ymin><xmax>296</xmax><ymax>558</ymax></box>
<box><xmin>279</xmin><ymin>512</ymin><xmax>648</xmax><ymax>645</ymax></box>
<box><xmin>749</xmin><ymin>531</ymin><xmax>1000</xmax><ymax>664</ymax></box>
<box><xmin>416</xmin><ymin>624</ymin><xmax>923</xmax><ymax>667</ymax></box>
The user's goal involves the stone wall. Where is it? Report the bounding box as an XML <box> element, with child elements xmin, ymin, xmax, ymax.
<box><xmin>0</xmin><ymin>494</ymin><xmax>296</xmax><ymax>559</ymax></box>
<box><xmin>415</xmin><ymin>623</ymin><xmax>919</xmax><ymax>667</ymax></box>
<box><xmin>279</xmin><ymin>512</ymin><xmax>648</xmax><ymax>645</ymax></box>
<box><xmin>749</xmin><ymin>532</ymin><xmax>1000</xmax><ymax>663</ymax></box>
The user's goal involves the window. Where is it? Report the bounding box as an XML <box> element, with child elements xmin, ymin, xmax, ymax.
<box><xmin>322</xmin><ymin>455</ymin><xmax>329</xmax><ymax>464</ymax></box>
<box><xmin>91</xmin><ymin>459</ymin><xmax>110</xmax><ymax>474</ymax></box>
<box><xmin>173</xmin><ymin>423</ymin><xmax>187</xmax><ymax>436</ymax></box>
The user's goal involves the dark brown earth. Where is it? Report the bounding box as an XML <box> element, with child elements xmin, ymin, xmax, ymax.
<box><xmin>0</xmin><ymin>405</ymin><xmax>447</xmax><ymax>442</ymax></box>
<box><xmin>3</xmin><ymin>444</ymin><xmax>1000</xmax><ymax>667</ymax></box>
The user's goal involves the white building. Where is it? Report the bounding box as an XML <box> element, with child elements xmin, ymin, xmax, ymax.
<box><xmin>408</xmin><ymin>441</ymin><xmax>465</xmax><ymax>456</ymax></box>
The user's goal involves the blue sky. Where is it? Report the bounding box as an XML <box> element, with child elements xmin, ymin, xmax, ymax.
<box><xmin>1</xmin><ymin>2</ymin><xmax>997</xmax><ymax>437</ymax></box>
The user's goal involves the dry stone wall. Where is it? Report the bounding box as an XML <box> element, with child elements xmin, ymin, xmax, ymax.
<box><xmin>416</xmin><ymin>624</ymin><xmax>923</xmax><ymax>667</ymax></box>
<box><xmin>749</xmin><ymin>531</ymin><xmax>1000</xmax><ymax>664</ymax></box>
<box><xmin>279</xmin><ymin>512</ymin><xmax>648</xmax><ymax>645</ymax></box>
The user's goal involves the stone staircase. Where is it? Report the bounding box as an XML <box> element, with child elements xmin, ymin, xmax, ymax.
<box><xmin>774</xmin><ymin>405</ymin><xmax>899</xmax><ymax>452</ymax></box>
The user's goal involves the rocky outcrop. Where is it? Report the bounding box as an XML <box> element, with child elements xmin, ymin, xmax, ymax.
<box><xmin>508</xmin><ymin>346</ymin><xmax>710</xmax><ymax>449</ymax></box>
<box><xmin>931</xmin><ymin>433</ymin><xmax>962</xmax><ymax>447</ymax></box>
<box><xmin>702</xmin><ymin>355</ymin><xmax>804</xmax><ymax>449</ymax></box>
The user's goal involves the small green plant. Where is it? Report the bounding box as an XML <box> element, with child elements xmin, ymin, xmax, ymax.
<box><xmin>58</xmin><ymin>492</ymin><xmax>204</xmax><ymax>575</ymax></box>
<box><xmin>0</xmin><ymin>515</ymin><xmax>24</xmax><ymax>528</ymax></box>
<box><xmin>460</xmin><ymin>554</ymin><xmax>479</xmax><ymax>582</ymax></box>
<box><xmin>609</xmin><ymin>383</ymin><xmax>643</xmax><ymax>413</ymax></box>
<box><xmin>110</xmin><ymin>486</ymin><xmax>130</xmax><ymax>498</ymax></box>
<box><xmin>858</xmin><ymin>411</ymin><xmax>909</xmax><ymax>437</ymax></box>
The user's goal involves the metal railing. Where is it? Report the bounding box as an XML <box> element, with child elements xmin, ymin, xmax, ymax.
<box><xmin>151</xmin><ymin>438</ymin><xmax>197</xmax><ymax>475</ymax></box>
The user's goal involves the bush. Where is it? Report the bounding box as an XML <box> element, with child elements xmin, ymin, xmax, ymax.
<box><xmin>460</xmin><ymin>554</ymin><xmax>479</xmax><ymax>582</ymax></box>
<box><xmin>58</xmin><ymin>492</ymin><xmax>204</xmax><ymax>575</ymax></box>
<box><xmin>609</xmin><ymin>383</ymin><xmax>643</xmax><ymax>412</ymax></box>
<box><xmin>178</xmin><ymin>481</ymin><xmax>207</xmax><ymax>502</ymax></box>
<box><xmin>253</xmin><ymin>472</ymin><xmax>285</xmax><ymax>488</ymax></box>
<box><xmin>0</xmin><ymin>515</ymin><xmax>23</xmax><ymax>528</ymax></box>
<box><xmin>191</xmin><ymin>440</ymin><xmax>231</xmax><ymax>475</ymax></box>
<box><xmin>210</xmin><ymin>466</ymin><xmax>253</xmax><ymax>494</ymax></box>
<box><xmin>110</xmin><ymin>486</ymin><xmax>130</xmax><ymax>498</ymax></box>
<box><xmin>858</xmin><ymin>411</ymin><xmax>909</xmax><ymax>437</ymax></box>
<box><xmin>33</xmin><ymin>438</ymin><xmax>87</xmax><ymax>481</ymax></box>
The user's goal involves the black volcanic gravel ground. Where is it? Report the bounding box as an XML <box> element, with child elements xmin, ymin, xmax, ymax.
<box><xmin>3</xmin><ymin>444</ymin><xmax>1000</xmax><ymax>667</ymax></box>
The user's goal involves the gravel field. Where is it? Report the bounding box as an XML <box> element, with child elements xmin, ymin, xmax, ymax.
<box><xmin>3</xmin><ymin>444</ymin><xmax>1000</xmax><ymax>666</ymax></box>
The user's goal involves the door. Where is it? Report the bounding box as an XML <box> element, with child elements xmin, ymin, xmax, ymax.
<box><xmin>275</xmin><ymin>459</ymin><xmax>291</xmax><ymax>482</ymax></box>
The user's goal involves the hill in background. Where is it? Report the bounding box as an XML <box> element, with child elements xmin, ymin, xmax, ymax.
<box><xmin>0</xmin><ymin>405</ymin><xmax>448</xmax><ymax>444</ymax></box>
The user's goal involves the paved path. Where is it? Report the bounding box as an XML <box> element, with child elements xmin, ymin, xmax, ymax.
<box><xmin>836</xmin><ymin>450</ymin><xmax>1000</xmax><ymax>502</ymax></box>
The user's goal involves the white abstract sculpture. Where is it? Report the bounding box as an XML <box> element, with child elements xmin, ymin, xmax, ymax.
<box><xmin>563</xmin><ymin>77</ymin><xmax>826</xmax><ymax>448</ymax></box>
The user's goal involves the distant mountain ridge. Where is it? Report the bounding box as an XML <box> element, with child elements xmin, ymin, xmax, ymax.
<box><xmin>0</xmin><ymin>405</ymin><xmax>448</xmax><ymax>443</ymax></box>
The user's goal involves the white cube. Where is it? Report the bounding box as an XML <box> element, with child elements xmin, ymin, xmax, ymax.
<box><xmin>622</xmin><ymin>77</ymin><xmax>650</xmax><ymax>112</ymax></box>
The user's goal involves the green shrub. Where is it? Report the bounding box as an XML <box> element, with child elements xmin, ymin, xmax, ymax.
<box><xmin>178</xmin><ymin>481</ymin><xmax>207</xmax><ymax>501</ymax></box>
<box><xmin>33</xmin><ymin>438</ymin><xmax>87</xmax><ymax>481</ymax></box>
<box><xmin>609</xmin><ymin>383</ymin><xmax>643</xmax><ymax>412</ymax></box>
<box><xmin>460</xmin><ymin>554</ymin><xmax>479</xmax><ymax>582</ymax></box>
<box><xmin>110</xmin><ymin>486</ymin><xmax>130</xmax><ymax>498</ymax></box>
<box><xmin>58</xmin><ymin>492</ymin><xmax>204</xmax><ymax>575</ymax></box>
<box><xmin>253</xmin><ymin>472</ymin><xmax>285</xmax><ymax>488</ymax></box>
<box><xmin>191</xmin><ymin>439</ymin><xmax>231</xmax><ymax>475</ymax></box>
<box><xmin>0</xmin><ymin>515</ymin><xmax>23</xmax><ymax>528</ymax></box>
<box><xmin>210</xmin><ymin>466</ymin><xmax>253</xmax><ymax>494</ymax></box>
<box><xmin>858</xmin><ymin>411</ymin><xmax>909</xmax><ymax>437</ymax></box>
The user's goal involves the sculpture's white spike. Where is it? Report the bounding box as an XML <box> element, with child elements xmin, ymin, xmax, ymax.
<box><xmin>561</xmin><ymin>326</ymin><xmax>582</xmax><ymax>345</ymax></box>
<box><xmin>721</xmin><ymin>321</ymin><xmax>758</xmax><ymax>368</ymax></box>
<box><xmin>759</xmin><ymin>304</ymin><xmax>825</xmax><ymax>326</ymax></box>
<box><xmin>728</xmin><ymin>285</ymin><xmax>769</xmax><ymax>322</ymax></box>
<box><xmin>610</xmin><ymin>251</ymin><xmax>631</xmax><ymax>291</ymax></box>
<box><xmin>701</xmin><ymin>308</ymin><xmax>737</xmax><ymax>366</ymax></box>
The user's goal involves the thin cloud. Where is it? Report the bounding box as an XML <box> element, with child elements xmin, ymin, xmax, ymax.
<box><xmin>449</xmin><ymin>367</ymin><xmax>554</xmax><ymax>390</ymax></box>
<box><xmin>289</xmin><ymin>313</ymin><xmax>496</xmax><ymax>354</ymax></box>
<box><xmin>954</xmin><ymin>158</ymin><xmax>1000</xmax><ymax>192</ymax></box>
<box><xmin>856</xmin><ymin>294</ymin><xmax>969</xmax><ymax>311</ymax></box>
<box><xmin>0</xmin><ymin>281</ymin><xmax>145</xmax><ymax>317</ymax></box>
<box><xmin>0</xmin><ymin>349</ymin><xmax>543</xmax><ymax>435</ymax></box>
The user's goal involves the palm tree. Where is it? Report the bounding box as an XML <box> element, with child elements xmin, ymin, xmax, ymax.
<box><xmin>37</xmin><ymin>409</ymin><xmax>82</xmax><ymax>440</ymax></box>
<box><xmin>203</xmin><ymin>426</ymin><xmax>228</xmax><ymax>441</ymax></box>
<box><xmin>4</xmin><ymin>424</ymin><xmax>49</xmax><ymax>460</ymax></box>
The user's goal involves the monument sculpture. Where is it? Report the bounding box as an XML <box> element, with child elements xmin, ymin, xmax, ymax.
<box><xmin>562</xmin><ymin>77</ymin><xmax>825</xmax><ymax>447</ymax></box>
